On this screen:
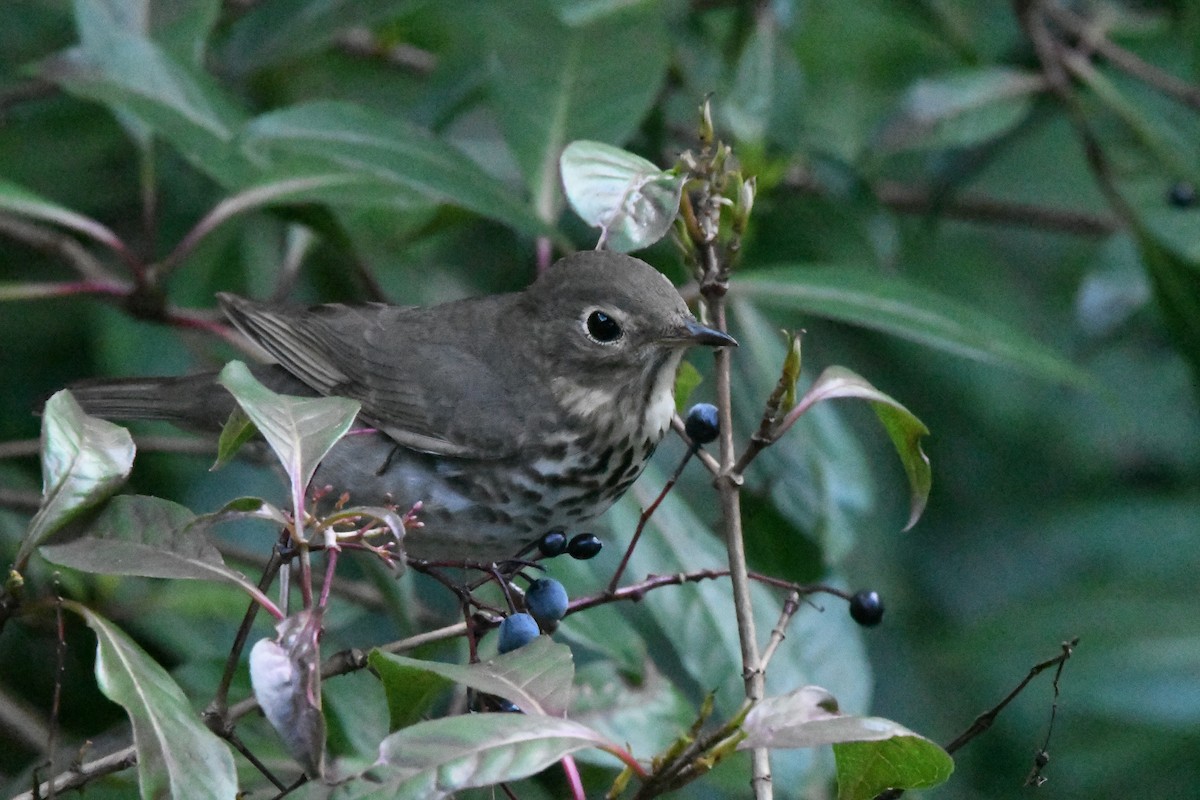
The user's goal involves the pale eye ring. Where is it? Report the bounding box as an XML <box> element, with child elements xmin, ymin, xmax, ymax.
<box><xmin>584</xmin><ymin>310</ymin><xmax>623</xmax><ymax>344</ymax></box>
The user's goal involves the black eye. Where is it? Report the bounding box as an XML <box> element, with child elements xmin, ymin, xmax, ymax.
<box><xmin>585</xmin><ymin>310</ymin><xmax>622</xmax><ymax>343</ymax></box>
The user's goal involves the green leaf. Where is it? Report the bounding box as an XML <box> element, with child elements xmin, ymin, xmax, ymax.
<box><xmin>218</xmin><ymin>0</ymin><xmax>422</xmax><ymax>76</ymax></box>
<box><xmin>729</xmin><ymin>297</ymin><xmax>875</xmax><ymax>565</ymax></box>
<box><xmin>369</xmin><ymin>650</ymin><xmax>454</xmax><ymax>732</ymax></box>
<box><xmin>73</xmin><ymin>0</ymin><xmax>221</xmax><ymax>66</ymax></box>
<box><xmin>833</xmin><ymin>734</ymin><xmax>954</xmax><ymax>800</ymax></box>
<box><xmin>721</xmin><ymin>12</ymin><xmax>803</xmax><ymax>147</ymax></box>
<box><xmin>567</xmin><ymin>657</ymin><xmax>696</xmax><ymax>768</ymax></box>
<box><xmin>1137</xmin><ymin>229</ymin><xmax>1200</xmax><ymax>387</ymax></box>
<box><xmin>733</xmin><ymin>265</ymin><xmax>1092</xmax><ymax>385</ymax></box>
<box><xmin>878</xmin><ymin>67</ymin><xmax>1042</xmax><ymax>152</ymax></box>
<box><xmin>673</xmin><ymin>360</ymin><xmax>703</xmax><ymax>413</ymax></box>
<box><xmin>740</xmin><ymin>685</ymin><xmax>938</xmax><ymax>751</ymax></box>
<box><xmin>239</xmin><ymin>101</ymin><xmax>550</xmax><ymax>238</ymax></box>
<box><xmin>560</xmin><ymin>140</ymin><xmax>685</xmax><ymax>252</ymax></box>
<box><xmin>338</xmin><ymin>713</ymin><xmax>614</xmax><ymax>799</ymax></box>
<box><xmin>779</xmin><ymin>330</ymin><xmax>803</xmax><ymax>414</ymax></box>
<box><xmin>600</xmin><ymin>463</ymin><xmax>872</xmax><ymax>729</ymax></box>
<box><xmin>370</xmin><ymin>636</ymin><xmax>574</xmax><ymax>716</ymax></box>
<box><xmin>39</xmin><ymin>494</ymin><xmax>261</xmax><ymax>588</ymax></box>
<box><xmin>39</xmin><ymin>33</ymin><xmax>247</xmax><ymax>182</ymax></box>
<box><xmin>66</xmin><ymin>602</ymin><xmax>238</xmax><ymax>799</ymax></box>
<box><xmin>487</xmin><ymin>1</ymin><xmax>670</xmax><ymax>221</ymax></box>
<box><xmin>16</xmin><ymin>391</ymin><xmax>135</xmax><ymax>566</ymax></box>
<box><xmin>793</xmin><ymin>367</ymin><xmax>931</xmax><ymax>530</ymax></box>
<box><xmin>213</xmin><ymin>405</ymin><xmax>257</xmax><ymax>470</ymax></box>
<box><xmin>217</xmin><ymin>360</ymin><xmax>359</xmax><ymax>537</ymax></box>
<box><xmin>0</xmin><ymin>177</ymin><xmax>127</xmax><ymax>254</ymax></box>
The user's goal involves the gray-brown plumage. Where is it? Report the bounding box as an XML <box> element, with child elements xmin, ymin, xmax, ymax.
<box><xmin>70</xmin><ymin>251</ymin><xmax>735</xmax><ymax>561</ymax></box>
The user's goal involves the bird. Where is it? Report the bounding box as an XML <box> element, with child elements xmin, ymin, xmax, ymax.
<box><xmin>69</xmin><ymin>250</ymin><xmax>736</xmax><ymax>562</ymax></box>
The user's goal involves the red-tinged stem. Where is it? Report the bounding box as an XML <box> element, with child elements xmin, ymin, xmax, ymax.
<box><xmin>607</xmin><ymin>446</ymin><xmax>696</xmax><ymax>593</ymax></box>
<box><xmin>561</xmin><ymin>754</ymin><xmax>585</xmax><ymax>800</ymax></box>
<box><xmin>0</xmin><ymin>280</ymin><xmax>130</xmax><ymax>301</ymax></box>
<box><xmin>602</xmin><ymin>744</ymin><xmax>650</xmax><ymax>781</ymax></box>
<box><xmin>318</xmin><ymin>549</ymin><xmax>339</xmax><ymax>610</ymax></box>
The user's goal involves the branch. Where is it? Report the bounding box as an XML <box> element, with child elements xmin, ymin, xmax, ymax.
<box><xmin>12</xmin><ymin>746</ymin><xmax>137</xmax><ymax>800</ymax></box>
<box><xmin>1044</xmin><ymin>3</ymin><xmax>1200</xmax><ymax>112</ymax></box>
<box><xmin>0</xmin><ymin>214</ymin><xmax>123</xmax><ymax>283</ymax></box>
<box><xmin>784</xmin><ymin>170</ymin><xmax>1118</xmax><ymax>237</ymax></box>
<box><xmin>873</xmin><ymin>637</ymin><xmax>1078</xmax><ymax>800</ymax></box>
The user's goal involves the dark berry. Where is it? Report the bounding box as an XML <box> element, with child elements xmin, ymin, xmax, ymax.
<box><xmin>849</xmin><ymin>590</ymin><xmax>884</xmax><ymax>627</ymax></box>
<box><xmin>685</xmin><ymin>403</ymin><xmax>720</xmax><ymax>444</ymax></box>
<box><xmin>493</xmin><ymin>698</ymin><xmax>522</xmax><ymax>713</ymax></box>
<box><xmin>567</xmin><ymin>533</ymin><xmax>602</xmax><ymax>560</ymax></box>
<box><xmin>525</xmin><ymin>578</ymin><xmax>569</xmax><ymax>627</ymax></box>
<box><xmin>538</xmin><ymin>530</ymin><xmax>568</xmax><ymax>558</ymax></box>
<box><xmin>1168</xmin><ymin>181</ymin><xmax>1196</xmax><ymax>208</ymax></box>
<box><xmin>498</xmin><ymin>612</ymin><xmax>540</xmax><ymax>653</ymax></box>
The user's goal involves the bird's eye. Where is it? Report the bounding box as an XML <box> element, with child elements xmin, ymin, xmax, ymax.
<box><xmin>585</xmin><ymin>310</ymin><xmax>623</xmax><ymax>343</ymax></box>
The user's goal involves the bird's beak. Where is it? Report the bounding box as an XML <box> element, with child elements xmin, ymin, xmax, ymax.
<box><xmin>667</xmin><ymin>319</ymin><xmax>738</xmax><ymax>348</ymax></box>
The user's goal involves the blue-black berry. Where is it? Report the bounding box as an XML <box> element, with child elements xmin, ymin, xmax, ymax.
<box><xmin>849</xmin><ymin>590</ymin><xmax>884</xmax><ymax>627</ymax></box>
<box><xmin>567</xmin><ymin>533</ymin><xmax>602</xmax><ymax>560</ymax></box>
<box><xmin>525</xmin><ymin>578</ymin><xmax>569</xmax><ymax>627</ymax></box>
<box><xmin>1168</xmin><ymin>181</ymin><xmax>1196</xmax><ymax>208</ymax></box>
<box><xmin>498</xmin><ymin>612</ymin><xmax>540</xmax><ymax>653</ymax></box>
<box><xmin>538</xmin><ymin>530</ymin><xmax>568</xmax><ymax>558</ymax></box>
<box><xmin>685</xmin><ymin>403</ymin><xmax>720</xmax><ymax>444</ymax></box>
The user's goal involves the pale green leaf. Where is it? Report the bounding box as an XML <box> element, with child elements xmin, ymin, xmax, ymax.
<box><xmin>878</xmin><ymin>67</ymin><xmax>1042</xmax><ymax>152</ymax></box>
<box><xmin>733</xmin><ymin>266</ymin><xmax>1091</xmax><ymax>385</ymax></box>
<box><xmin>794</xmin><ymin>366</ymin><xmax>931</xmax><ymax>530</ymax></box>
<box><xmin>741</xmin><ymin>686</ymin><xmax>932</xmax><ymax>750</ymax></box>
<box><xmin>217</xmin><ymin>360</ymin><xmax>359</xmax><ymax>532</ymax></box>
<box><xmin>17</xmin><ymin>391</ymin><xmax>135</xmax><ymax>566</ymax></box>
<box><xmin>73</xmin><ymin>0</ymin><xmax>221</xmax><ymax>66</ymax></box>
<box><xmin>67</xmin><ymin>602</ymin><xmax>238</xmax><ymax>799</ymax></box>
<box><xmin>39</xmin><ymin>495</ymin><xmax>260</xmax><ymax>595</ymax></box>
<box><xmin>487</xmin><ymin>1</ymin><xmax>669</xmax><ymax>222</ymax></box>
<box><xmin>560</xmin><ymin>140</ymin><xmax>684</xmax><ymax>251</ymax></box>
<box><xmin>336</xmin><ymin>713</ymin><xmax>613</xmax><ymax>799</ymax></box>
<box><xmin>40</xmin><ymin>33</ymin><xmax>246</xmax><ymax>182</ymax></box>
<box><xmin>371</xmin><ymin>636</ymin><xmax>574</xmax><ymax>716</ymax></box>
<box><xmin>240</xmin><ymin>101</ymin><xmax>550</xmax><ymax>238</ymax></box>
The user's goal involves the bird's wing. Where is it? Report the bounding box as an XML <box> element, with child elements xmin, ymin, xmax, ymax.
<box><xmin>218</xmin><ymin>293</ymin><xmax>524</xmax><ymax>459</ymax></box>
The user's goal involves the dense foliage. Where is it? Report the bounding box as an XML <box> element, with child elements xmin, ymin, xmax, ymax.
<box><xmin>2</xmin><ymin>1</ymin><xmax>1199</xmax><ymax>798</ymax></box>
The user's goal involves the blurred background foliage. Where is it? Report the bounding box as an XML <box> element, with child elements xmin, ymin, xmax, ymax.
<box><xmin>1</xmin><ymin>0</ymin><xmax>1199</xmax><ymax>798</ymax></box>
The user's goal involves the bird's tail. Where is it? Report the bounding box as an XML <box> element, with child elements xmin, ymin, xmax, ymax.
<box><xmin>67</xmin><ymin>373</ymin><xmax>235</xmax><ymax>429</ymax></box>
<box><xmin>65</xmin><ymin>365</ymin><xmax>315</xmax><ymax>429</ymax></box>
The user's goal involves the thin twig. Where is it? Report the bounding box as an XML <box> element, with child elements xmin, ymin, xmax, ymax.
<box><xmin>706</xmin><ymin>267</ymin><xmax>770</xmax><ymax>799</ymax></box>
<box><xmin>757</xmin><ymin>591</ymin><xmax>802</xmax><ymax>674</ymax></box>
<box><xmin>873</xmin><ymin>637</ymin><xmax>1078</xmax><ymax>800</ymax></box>
<box><xmin>1044</xmin><ymin>3</ymin><xmax>1200</xmax><ymax>112</ymax></box>
<box><xmin>206</xmin><ymin>535</ymin><xmax>288</xmax><ymax>724</ymax></box>
<box><xmin>11</xmin><ymin>746</ymin><xmax>137</xmax><ymax>800</ymax></box>
<box><xmin>606</xmin><ymin>446</ymin><xmax>696</xmax><ymax>593</ymax></box>
<box><xmin>784</xmin><ymin>170</ymin><xmax>1118</xmax><ymax>236</ymax></box>
<box><xmin>0</xmin><ymin>214</ymin><xmax>123</xmax><ymax>283</ymax></box>
<box><xmin>944</xmin><ymin>638</ymin><xmax>1078</xmax><ymax>755</ymax></box>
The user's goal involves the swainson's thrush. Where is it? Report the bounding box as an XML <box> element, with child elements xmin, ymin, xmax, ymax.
<box><xmin>70</xmin><ymin>251</ymin><xmax>736</xmax><ymax>561</ymax></box>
